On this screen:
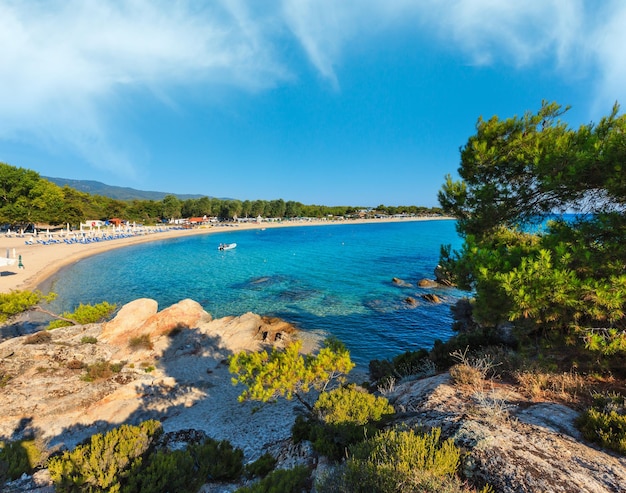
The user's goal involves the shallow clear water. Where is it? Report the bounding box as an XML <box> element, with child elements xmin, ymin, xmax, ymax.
<box><xmin>45</xmin><ymin>220</ymin><xmax>465</xmax><ymax>367</ymax></box>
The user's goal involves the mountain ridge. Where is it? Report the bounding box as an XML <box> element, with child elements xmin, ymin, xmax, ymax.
<box><xmin>44</xmin><ymin>176</ymin><xmax>208</xmax><ymax>201</ymax></box>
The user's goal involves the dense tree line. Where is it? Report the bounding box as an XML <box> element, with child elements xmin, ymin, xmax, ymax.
<box><xmin>439</xmin><ymin>101</ymin><xmax>626</xmax><ymax>355</ymax></box>
<box><xmin>0</xmin><ymin>162</ymin><xmax>441</xmax><ymax>228</ymax></box>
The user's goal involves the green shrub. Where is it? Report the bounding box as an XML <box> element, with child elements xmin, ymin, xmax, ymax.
<box><xmin>293</xmin><ymin>385</ymin><xmax>394</xmax><ymax>461</ymax></box>
<box><xmin>190</xmin><ymin>437</ymin><xmax>244</xmax><ymax>481</ymax></box>
<box><xmin>369</xmin><ymin>349</ymin><xmax>430</xmax><ymax>383</ymax></box>
<box><xmin>576</xmin><ymin>392</ymin><xmax>626</xmax><ymax>455</ymax></box>
<box><xmin>80</xmin><ymin>336</ymin><xmax>98</xmax><ymax>344</ymax></box>
<box><xmin>48</xmin><ymin>301</ymin><xmax>117</xmax><ymax>329</ymax></box>
<box><xmin>0</xmin><ymin>439</ymin><xmax>43</xmax><ymax>482</ymax></box>
<box><xmin>124</xmin><ymin>437</ymin><xmax>244</xmax><ymax>492</ymax></box>
<box><xmin>235</xmin><ymin>465</ymin><xmax>310</xmax><ymax>493</ymax></box>
<box><xmin>123</xmin><ymin>447</ymin><xmax>198</xmax><ymax>493</ymax></box>
<box><xmin>245</xmin><ymin>452</ymin><xmax>277</xmax><ymax>478</ymax></box>
<box><xmin>314</xmin><ymin>385</ymin><xmax>394</xmax><ymax>426</ymax></box>
<box><xmin>0</xmin><ymin>290</ymin><xmax>56</xmax><ymax>324</ymax></box>
<box><xmin>48</xmin><ymin>419</ymin><xmax>163</xmax><ymax>492</ymax></box>
<box><xmin>316</xmin><ymin>427</ymin><xmax>465</xmax><ymax>493</ymax></box>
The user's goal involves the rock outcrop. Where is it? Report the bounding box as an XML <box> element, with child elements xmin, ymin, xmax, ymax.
<box><xmin>421</xmin><ymin>293</ymin><xmax>442</xmax><ymax>303</ymax></box>
<box><xmin>0</xmin><ymin>299</ymin><xmax>306</xmax><ymax>459</ymax></box>
<box><xmin>2</xmin><ymin>299</ymin><xmax>625</xmax><ymax>492</ymax></box>
<box><xmin>387</xmin><ymin>374</ymin><xmax>626</xmax><ymax>493</ymax></box>
<box><xmin>417</xmin><ymin>278</ymin><xmax>440</xmax><ymax>288</ymax></box>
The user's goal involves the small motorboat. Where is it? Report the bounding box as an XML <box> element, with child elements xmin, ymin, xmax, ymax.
<box><xmin>218</xmin><ymin>243</ymin><xmax>237</xmax><ymax>251</ymax></box>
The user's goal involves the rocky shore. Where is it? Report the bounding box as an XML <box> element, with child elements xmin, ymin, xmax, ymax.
<box><xmin>1</xmin><ymin>299</ymin><xmax>625</xmax><ymax>492</ymax></box>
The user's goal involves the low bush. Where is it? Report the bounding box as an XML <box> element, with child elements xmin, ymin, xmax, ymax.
<box><xmin>369</xmin><ymin>349</ymin><xmax>431</xmax><ymax>383</ymax></box>
<box><xmin>80</xmin><ymin>336</ymin><xmax>98</xmax><ymax>344</ymax></box>
<box><xmin>48</xmin><ymin>419</ymin><xmax>163</xmax><ymax>492</ymax></box>
<box><xmin>235</xmin><ymin>465</ymin><xmax>311</xmax><ymax>493</ymax></box>
<box><xmin>576</xmin><ymin>392</ymin><xmax>626</xmax><ymax>455</ymax></box>
<box><xmin>0</xmin><ymin>371</ymin><xmax>11</xmax><ymax>388</ymax></box>
<box><xmin>514</xmin><ymin>369</ymin><xmax>586</xmax><ymax>401</ymax></box>
<box><xmin>245</xmin><ymin>452</ymin><xmax>277</xmax><ymax>479</ymax></box>
<box><xmin>0</xmin><ymin>439</ymin><xmax>43</xmax><ymax>482</ymax></box>
<box><xmin>315</xmin><ymin>427</ymin><xmax>489</xmax><ymax>493</ymax></box>
<box><xmin>129</xmin><ymin>334</ymin><xmax>153</xmax><ymax>351</ymax></box>
<box><xmin>81</xmin><ymin>360</ymin><xmax>124</xmax><ymax>382</ymax></box>
<box><xmin>66</xmin><ymin>359</ymin><xmax>84</xmax><ymax>370</ymax></box>
<box><xmin>125</xmin><ymin>437</ymin><xmax>244</xmax><ymax>492</ymax></box>
<box><xmin>23</xmin><ymin>331</ymin><xmax>52</xmax><ymax>345</ymax></box>
<box><xmin>293</xmin><ymin>385</ymin><xmax>394</xmax><ymax>461</ymax></box>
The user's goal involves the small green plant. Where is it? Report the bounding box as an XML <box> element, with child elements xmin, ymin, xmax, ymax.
<box><xmin>235</xmin><ymin>465</ymin><xmax>310</xmax><ymax>493</ymax></box>
<box><xmin>245</xmin><ymin>452</ymin><xmax>277</xmax><ymax>479</ymax></box>
<box><xmin>129</xmin><ymin>334</ymin><xmax>153</xmax><ymax>350</ymax></box>
<box><xmin>80</xmin><ymin>336</ymin><xmax>98</xmax><ymax>344</ymax></box>
<box><xmin>48</xmin><ymin>301</ymin><xmax>117</xmax><ymax>329</ymax></box>
<box><xmin>0</xmin><ymin>371</ymin><xmax>11</xmax><ymax>388</ymax></box>
<box><xmin>48</xmin><ymin>420</ymin><xmax>163</xmax><ymax>492</ymax></box>
<box><xmin>23</xmin><ymin>331</ymin><xmax>52</xmax><ymax>345</ymax></box>
<box><xmin>0</xmin><ymin>439</ymin><xmax>44</xmax><ymax>482</ymax></box>
<box><xmin>576</xmin><ymin>392</ymin><xmax>626</xmax><ymax>455</ymax></box>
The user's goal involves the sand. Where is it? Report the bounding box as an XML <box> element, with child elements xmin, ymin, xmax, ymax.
<box><xmin>0</xmin><ymin>216</ymin><xmax>451</xmax><ymax>294</ymax></box>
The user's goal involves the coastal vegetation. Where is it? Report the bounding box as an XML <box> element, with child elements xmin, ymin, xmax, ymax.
<box><xmin>229</xmin><ymin>337</ymin><xmax>355</xmax><ymax>412</ymax></box>
<box><xmin>0</xmin><ymin>162</ymin><xmax>442</xmax><ymax>229</ymax></box>
<box><xmin>0</xmin><ymin>289</ymin><xmax>115</xmax><ymax>328</ymax></box>
<box><xmin>438</xmin><ymin>101</ymin><xmax>626</xmax><ymax>358</ymax></box>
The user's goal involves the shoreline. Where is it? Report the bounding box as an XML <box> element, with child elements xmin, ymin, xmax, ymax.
<box><xmin>0</xmin><ymin>216</ymin><xmax>453</xmax><ymax>294</ymax></box>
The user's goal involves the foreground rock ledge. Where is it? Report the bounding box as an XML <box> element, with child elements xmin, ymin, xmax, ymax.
<box><xmin>0</xmin><ymin>298</ymin><xmax>308</xmax><ymax>458</ymax></box>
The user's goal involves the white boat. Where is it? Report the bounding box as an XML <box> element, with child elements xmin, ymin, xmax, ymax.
<box><xmin>218</xmin><ymin>243</ymin><xmax>237</xmax><ymax>251</ymax></box>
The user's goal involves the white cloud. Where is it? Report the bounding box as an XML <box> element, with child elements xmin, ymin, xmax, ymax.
<box><xmin>0</xmin><ymin>0</ymin><xmax>290</xmax><ymax>175</ymax></box>
<box><xmin>1</xmin><ymin>0</ymin><xmax>625</xmax><ymax>178</ymax></box>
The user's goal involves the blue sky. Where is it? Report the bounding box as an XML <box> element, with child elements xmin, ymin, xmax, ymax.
<box><xmin>1</xmin><ymin>1</ymin><xmax>625</xmax><ymax>207</ymax></box>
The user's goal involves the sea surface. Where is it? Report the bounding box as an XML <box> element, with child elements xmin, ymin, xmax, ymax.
<box><xmin>44</xmin><ymin>220</ymin><xmax>466</xmax><ymax>368</ymax></box>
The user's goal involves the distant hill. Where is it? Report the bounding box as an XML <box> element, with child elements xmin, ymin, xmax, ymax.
<box><xmin>44</xmin><ymin>177</ymin><xmax>207</xmax><ymax>201</ymax></box>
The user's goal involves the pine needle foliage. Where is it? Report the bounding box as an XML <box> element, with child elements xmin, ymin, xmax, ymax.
<box><xmin>48</xmin><ymin>420</ymin><xmax>163</xmax><ymax>492</ymax></box>
<box><xmin>48</xmin><ymin>301</ymin><xmax>117</xmax><ymax>329</ymax></box>
<box><xmin>0</xmin><ymin>290</ymin><xmax>56</xmax><ymax>324</ymax></box>
<box><xmin>229</xmin><ymin>337</ymin><xmax>355</xmax><ymax>411</ymax></box>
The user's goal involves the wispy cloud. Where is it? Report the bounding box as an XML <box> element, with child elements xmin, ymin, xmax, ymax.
<box><xmin>0</xmin><ymin>0</ymin><xmax>289</xmax><ymax>175</ymax></box>
<box><xmin>0</xmin><ymin>0</ymin><xmax>624</xmax><ymax>178</ymax></box>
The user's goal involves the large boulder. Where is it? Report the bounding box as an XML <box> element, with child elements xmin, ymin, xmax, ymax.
<box><xmin>418</xmin><ymin>278</ymin><xmax>439</xmax><ymax>288</ymax></box>
<box><xmin>139</xmin><ymin>299</ymin><xmax>212</xmax><ymax>337</ymax></box>
<box><xmin>101</xmin><ymin>298</ymin><xmax>211</xmax><ymax>349</ymax></box>
<box><xmin>392</xmin><ymin>277</ymin><xmax>413</xmax><ymax>288</ymax></box>
<box><xmin>101</xmin><ymin>298</ymin><xmax>158</xmax><ymax>345</ymax></box>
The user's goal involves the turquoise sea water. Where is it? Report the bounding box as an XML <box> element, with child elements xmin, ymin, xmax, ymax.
<box><xmin>44</xmin><ymin>220</ymin><xmax>466</xmax><ymax>367</ymax></box>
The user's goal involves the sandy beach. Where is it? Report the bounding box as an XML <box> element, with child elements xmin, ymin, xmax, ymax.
<box><xmin>0</xmin><ymin>216</ymin><xmax>451</xmax><ymax>294</ymax></box>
